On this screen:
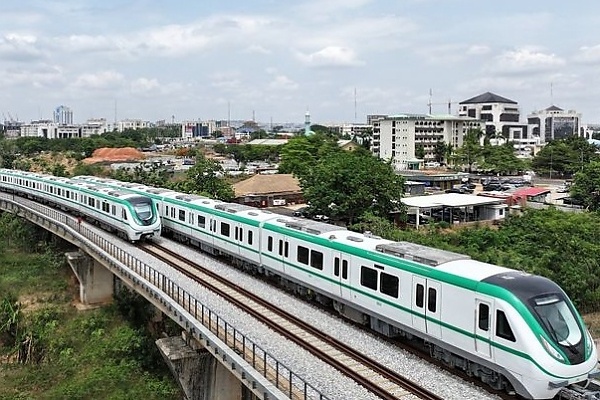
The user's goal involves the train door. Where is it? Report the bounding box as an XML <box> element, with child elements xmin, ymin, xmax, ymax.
<box><xmin>411</xmin><ymin>276</ymin><xmax>426</xmax><ymax>333</ymax></box>
<box><xmin>426</xmin><ymin>281</ymin><xmax>442</xmax><ymax>338</ymax></box>
<box><xmin>332</xmin><ymin>251</ymin><xmax>351</xmax><ymax>300</ymax></box>
<box><xmin>475</xmin><ymin>299</ymin><xmax>492</xmax><ymax>358</ymax></box>
<box><xmin>411</xmin><ymin>277</ymin><xmax>442</xmax><ymax>338</ymax></box>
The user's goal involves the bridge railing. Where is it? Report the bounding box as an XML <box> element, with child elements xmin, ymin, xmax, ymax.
<box><xmin>0</xmin><ymin>194</ymin><xmax>329</xmax><ymax>400</ymax></box>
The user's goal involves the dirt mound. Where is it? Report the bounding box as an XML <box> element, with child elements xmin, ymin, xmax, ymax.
<box><xmin>83</xmin><ymin>147</ymin><xmax>146</xmax><ymax>164</ymax></box>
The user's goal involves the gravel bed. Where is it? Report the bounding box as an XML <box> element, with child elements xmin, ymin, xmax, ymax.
<box><xmin>52</xmin><ymin>211</ymin><xmax>499</xmax><ymax>400</ymax></box>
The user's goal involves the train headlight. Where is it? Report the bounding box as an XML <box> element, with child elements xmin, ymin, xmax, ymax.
<box><xmin>541</xmin><ymin>336</ymin><xmax>565</xmax><ymax>362</ymax></box>
<box><xmin>586</xmin><ymin>330</ymin><xmax>593</xmax><ymax>358</ymax></box>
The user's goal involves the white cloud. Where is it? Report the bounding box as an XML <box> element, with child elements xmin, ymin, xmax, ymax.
<box><xmin>0</xmin><ymin>33</ymin><xmax>45</xmax><ymax>62</ymax></box>
<box><xmin>296</xmin><ymin>46</ymin><xmax>363</xmax><ymax>68</ymax></box>
<box><xmin>466</xmin><ymin>45</ymin><xmax>490</xmax><ymax>55</ymax></box>
<box><xmin>73</xmin><ymin>70</ymin><xmax>124</xmax><ymax>90</ymax></box>
<box><xmin>244</xmin><ymin>44</ymin><xmax>271</xmax><ymax>55</ymax></box>
<box><xmin>577</xmin><ymin>44</ymin><xmax>600</xmax><ymax>64</ymax></box>
<box><xmin>269</xmin><ymin>75</ymin><xmax>299</xmax><ymax>91</ymax></box>
<box><xmin>488</xmin><ymin>48</ymin><xmax>565</xmax><ymax>75</ymax></box>
<box><xmin>130</xmin><ymin>78</ymin><xmax>160</xmax><ymax>94</ymax></box>
<box><xmin>0</xmin><ymin>64</ymin><xmax>63</xmax><ymax>88</ymax></box>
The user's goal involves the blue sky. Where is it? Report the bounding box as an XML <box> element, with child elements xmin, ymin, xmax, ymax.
<box><xmin>1</xmin><ymin>0</ymin><xmax>599</xmax><ymax>125</ymax></box>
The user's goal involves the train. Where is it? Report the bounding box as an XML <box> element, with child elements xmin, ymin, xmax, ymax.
<box><xmin>0</xmin><ymin>169</ymin><xmax>161</xmax><ymax>242</ymax></box>
<box><xmin>4</xmin><ymin>169</ymin><xmax>599</xmax><ymax>399</ymax></box>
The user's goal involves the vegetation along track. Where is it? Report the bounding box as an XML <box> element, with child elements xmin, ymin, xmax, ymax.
<box><xmin>139</xmin><ymin>241</ymin><xmax>443</xmax><ymax>400</ymax></box>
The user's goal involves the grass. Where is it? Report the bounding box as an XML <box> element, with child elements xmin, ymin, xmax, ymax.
<box><xmin>0</xmin><ymin>244</ymin><xmax>180</xmax><ymax>400</ymax></box>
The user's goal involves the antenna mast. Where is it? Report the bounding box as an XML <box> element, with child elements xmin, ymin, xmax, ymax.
<box><xmin>428</xmin><ymin>89</ymin><xmax>433</xmax><ymax>114</ymax></box>
<box><xmin>354</xmin><ymin>87</ymin><xmax>357</xmax><ymax>122</ymax></box>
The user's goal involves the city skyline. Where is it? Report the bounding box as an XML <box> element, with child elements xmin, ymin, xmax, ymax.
<box><xmin>1</xmin><ymin>0</ymin><xmax>599</xmax><ymax>124</ymax></box>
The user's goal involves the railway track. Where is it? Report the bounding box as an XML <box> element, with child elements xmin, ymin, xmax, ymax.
<box><xmin>139</xmin><ymin>241</ymin><xmax>444</xmax><ymax>400</ymax></box>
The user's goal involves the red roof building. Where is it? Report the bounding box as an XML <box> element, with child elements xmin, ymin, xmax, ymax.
<box><xmin>513</xmin><ymin>187</ymin><xmax>551</xmax><ymax>203</ymax></box>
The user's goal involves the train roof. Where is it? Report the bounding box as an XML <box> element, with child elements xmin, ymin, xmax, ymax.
<box><xmin>436</xmin><ymin>258</ymin><xmax>513</xmax><ymax>281</ymax></box>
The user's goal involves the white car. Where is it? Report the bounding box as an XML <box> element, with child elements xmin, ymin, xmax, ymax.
<box><xmin>556</xmin><ymin>185</ymin><xmax>569</xmax><ymax>193</ymax></box>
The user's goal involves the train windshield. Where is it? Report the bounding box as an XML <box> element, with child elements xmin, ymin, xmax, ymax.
<box><xmin>532</xmin><ymin>294</ymin><xmax>582</xmax><ymax>346</ymax></box>
<box><xmin>127</xmin><ymin>197</ymin><xmax>154</xmax><ymax>225</ymax></box>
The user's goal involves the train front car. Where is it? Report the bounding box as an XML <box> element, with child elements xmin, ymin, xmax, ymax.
<box><xmin>482</xmin><ymin>271</ymin><xmax>599</xmax><ymax>399</ymax></box>
<box><xmin>122</xmin><ymin>194</ymin><xmax>161</xmax><ymax>241</ymax></box>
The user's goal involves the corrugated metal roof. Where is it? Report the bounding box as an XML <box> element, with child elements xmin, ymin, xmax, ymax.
<box><xmin>233</xmin><ymin>174</ymin><xmax>301</xmax><ymax>197</ymax></box>
<box><xmin>401</xmin><ymin>193</ymin><xmax>505</xmax><ymax>208</ymax></box>
<box><xmin>513</xmin><ymin>187</ymin><xmax>551</xmax><ymax>197</ymax></box>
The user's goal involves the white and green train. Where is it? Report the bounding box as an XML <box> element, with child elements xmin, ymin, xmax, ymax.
<box><xmin>0</xmin><ymin>169</ymin><xmax>161</xmax><ymax>242</ymax></box>
<box><xmin>63</xmin><ymin>174</ymin><xmax>600</xmax><ymax>398</ymax></box>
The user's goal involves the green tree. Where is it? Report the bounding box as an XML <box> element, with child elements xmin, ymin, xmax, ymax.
<box><xmin>434</xmin><ymin>140</ymin><xmax>447</xmax><ymax>164</ymax></box>
<box><xmin>169</xmin><ymin>154</ymin><xmax>234</xmax><ymax>201</ymax></box>
<box><xmin>278</xmin><ymin>133</ymin><xmax>340</xmax><ymax>179</ymax></box>
<box><xmin>415</xmin><ymin>144</ymin><xmax>425</xmax><ymax>160</ymax></box>
<box><xmin>300</xmin><ymin>148</ymin><xmax>405</xmax><ymax>224</ymax></box>
<box><xmin>532</xmin><ymin>137</ymin><xmax>598</xmax><ymax>178</ymax></box>
<box><xmin>479</xmin><ymin>142</ymin><xmax>526</xmax><ymax>175</ymax></box>
<box><xmin>454</xmin><ymin>129</ymin><xmax>484</xmax><ymax>173</ymax></box>
<box><xmin>571</xmin><ymin>161</ymin><xmax>600</xmax><ymax>210</ymax></box>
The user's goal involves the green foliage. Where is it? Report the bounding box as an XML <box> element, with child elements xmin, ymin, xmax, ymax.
<box><xmin>278</xmin><ymin>133</ymin><xmax>340</xmax><ymax>178</ymax></box>
<box><xmin>479</xmin><ymin>141</ymin><xmax>526</xmax><ymax>175</ymax></box>
<box><xmin>300</xmin><ymin>148</ymin><xmax>405</xmax><ymax>224</ymax></box>
<box><xmin>213</xmin><ymin>143</ymin><xmax>281</xmax><ymax>165</ymax></box>
<box><xmin>453</xmin><ymin>129</ymin><xmax>484</xmax><ymax>172</ymax></box>
<box><xmin>415</xmin><ymin>144</ymin><xmax>425</xmax><ymax>160</ymax></box>
<box><xmin>570</xmin><ymin>161</ymin><xmax>600</xmax><ymax>210</ymax></box>
<box><xmin>0</xmin><ymin>293</ymin><xmax>21</xmax><ymax>347</ymax></box>
<box><xmin>108</xmin><ymin>162</ymin><xmax>173</xmax><ymax>187</ymax></box>
<box><xmin>168</xmin><ymin>153</ymin><xmax>234</xmax><ymax>201</ymax></box>
<box><xmin>531</xmin><ymin>137</ymin><xmax>599</xmax><ymax>178</ymax></box>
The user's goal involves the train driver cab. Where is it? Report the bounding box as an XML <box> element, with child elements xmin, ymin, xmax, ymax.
<box><xmin>127</xmin><ymin>196</ymin><xmax>157</xmax><ymax>226</ymax></box>
<box><xmin>530</xmin><ymin>293</ymin><xmax>587</xmax><ymax>364</ymax></box>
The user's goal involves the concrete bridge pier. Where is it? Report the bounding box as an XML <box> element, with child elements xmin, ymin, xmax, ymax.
<box><xmin>65</xmin><ymin>251</ymin><xmax>114</xmax><ymax>305</ymax></box>
<box><xmin>157</xmin><ymin>334</ymin><xmax>246</xmax><ymax>400</ymax></box>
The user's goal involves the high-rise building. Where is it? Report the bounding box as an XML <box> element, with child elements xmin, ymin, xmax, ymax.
<box><xmin>527</xmin><ymin>106</ymin><xmax>581</xmax><ymax>143</ymax></box>
<box><xmin>372</xmin><ymin>113</ymin><xmax>484</xmax><ymax>170</ymax></box>
<box><xmin>53</xmin><ymin>105</ymin><xmax>73</xmax><ymax>125</ymax></box>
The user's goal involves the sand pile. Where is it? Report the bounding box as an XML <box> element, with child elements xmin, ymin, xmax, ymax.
<box><xmin>83</xmin><ymin>147</ymin><xmax>146</xmax><ymax>164</ymax></box>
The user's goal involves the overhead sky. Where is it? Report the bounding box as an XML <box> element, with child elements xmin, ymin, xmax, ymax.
<box><xmin>1</xmin><ymin>0</ymin><xmax>599</xmax><ymax>125</ymax></box>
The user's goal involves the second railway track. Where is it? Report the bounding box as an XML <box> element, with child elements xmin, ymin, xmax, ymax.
<box><xmin>139</xmin><ymin>241</ymin><xmax>443</xmax><ymax>400</ymax></box>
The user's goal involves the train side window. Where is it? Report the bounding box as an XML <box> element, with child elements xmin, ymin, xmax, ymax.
<box><xmin>428</xmin><ymin>287</ymin><xmax>437</xmax><ymax>312</ymax></box>
<box><xmin>102</xmin><ymin>202</ymin><xmax>109</xmax><ymax>213</ymax></box>
<box><xmin>88</xmin><ymin>197</ymin><xmax>94</xmax><ymax>207</ymax></box>
<box><xmin>278</xmin><ymin>239</ymin><xmax>283</xmax><ymax>256</ymax></box>
<box><xmin>165</xmin><ymin>205</ymin><xmax>169</xmax><ymax>216</ymax></box>
<box><xmin>380</xmin><ymin>272</ymin><xmax>399</xmax><ymax>298</ymax></box>
<box><xmin>268</xmin><ymin>236</ymin><xmax>273</xmax><ymax>252</ymax></box>
<box><xmin>171</xmin><ymin>208</ymin><xmax>175</xmax><ymax>218</ymax></box>
<box><xmin>189</xmin><ymin>213</ymin><xmax>194</xmax><ymax>224</ymax></box>
<box><xmin>297</xmin><ymin>246</ymin><xmax>309</xmax><ymax>265</ymax></box>
<box><xmin>334</xmin><ymin>257</ymin><xmax>340</xmax><ymax>276</ymax></box>
<box><xmin>342</xmin><ymin>260</ymin><xmax>348</xmax><ymax>279</ymax></box>
<box><xmin>360</xmin><ymin>266</ymin><xmax>378</xmax><ymax>290</ymax></box>
<box><xmin>221</xmin><ymin>222</ymin><xmax>230</xmax><ymax>237</ymax></box>
<box><xmin>111</xmin><ymin>205</ymin><xmax>116</xmax><ymax>215</ymax></box>
<box><xmin>496</xmin><ymin>310</ymin><xmax>516</xmax><ymax>342</ymax></box>
<box><xmin>197</xmin><ymin>215</ymin><xmax>206</xmax><ymax>228</ymax></box>
<box><xmin>416</xmin><ymin>284</ymin><xmax>424</xmax><ymax>308</ymax></box>
<box><xmin>178</xmin><ymin>209</ymin><xmax>185</xmax><ymax>222</ymax></box>
<box><xmin>239</xmin><ymin>228</ymin><xmax>243</xmax><ymax>242</ymax></box>
<box><xmin>248</xmin><ymin>230</ymin><xmax>253</xmax><ymax>245</ymax></box>
<box><xmin>284</xmin><ymin>241</ymin><xmax>289</xmax><ymax>257</ymax></box>
<box><xmin>122</xmin><ymin>209</ymin><xmax>128</xmax><ymax>220</ymax></box>
<box><xmin>310</xmin><ymin>250</ymin><xmax>323</xmax><ymax>270</ymax></box>
<box><xmin>479</xmin><ymin>304</ymin><xmax>490</xmax><ymax>331</ymax></box>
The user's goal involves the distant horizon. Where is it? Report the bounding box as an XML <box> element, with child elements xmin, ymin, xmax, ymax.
<box><xmin>2</xmin><ymin>1</ymin><xmax>599</xmax><ymax>124</ymax></box>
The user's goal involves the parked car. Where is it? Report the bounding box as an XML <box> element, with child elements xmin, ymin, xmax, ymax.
<box><xmin>556</xmin><ymin>185</ymin><xmax>569</xmax><ymax>193</ymax></box>
<box><xmin>562</xmin><ymin>197</ymin><xmax>584</xmax><ymax>206</ymax></box>
<box><xmin>293</xmin><ymin>207</ymin><xmax>309</xmax><ymax>217</ymax></box>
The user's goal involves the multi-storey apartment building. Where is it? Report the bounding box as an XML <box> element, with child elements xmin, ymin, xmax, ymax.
<box><xmin>53</xmin><ymin>105</ymin><xmax>73</xmax><ymax>125</ymax></box>
<box><xmin>372</xmin><ymin>114</ymin><xmax>484</xmax><ymax>170</ymax></box>
<box><xmin>527</xmin><ymin>105</ymin><xmax>581</xmax><ymax>143</ymax></box>
<box><xmin>81</xmin><ymin>118</ymin><xmax>109</xmax><ymax>137</ymax></box>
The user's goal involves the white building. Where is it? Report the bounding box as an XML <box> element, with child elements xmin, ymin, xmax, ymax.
<box><xmin>53</xmin><ymin>105</ymin><xmax>73</xmax><ymax>125</ymax></box>
<box><xmin>116</xmin><ymin>119</ymin><xmax>151</xmax><ymax>132</ymax></box>
<box><xmin>527</xmin><ymin>105</ymin><xmax>582</xmax><ymax>143</ymax></box>
<box><xmin>459</xmin><ymin>92</ymin><xmax>540</xmax><ymax>153</ymax></box>
<box><xmin>372</xmin><ymin>113</ymin><xmax>484</xmax><ymax>170</ymax></box>
<box><xmin>20</xmin><ymin>120</ymin><xmax>82</xmax><ymax>139</ymax></box>
<box><xmin>81</xmin><ymin>118</ymin><xmax>108</xmax><ymax>137</ymax></box>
